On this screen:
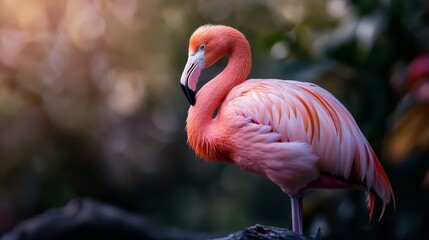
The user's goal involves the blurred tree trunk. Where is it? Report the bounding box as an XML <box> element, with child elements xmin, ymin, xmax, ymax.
<box><xmin>2</xmin><ymin>198</ymin><xmax>319</xmax><ymax>240</ymax></box>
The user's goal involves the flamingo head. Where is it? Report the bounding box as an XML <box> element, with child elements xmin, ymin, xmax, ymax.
<box><xmin>180</xmin><ymin>25</ymin><xmax>234</xmax><ymax>105</ymax></box>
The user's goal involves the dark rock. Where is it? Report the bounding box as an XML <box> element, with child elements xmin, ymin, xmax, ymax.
<box><xmin>214</xmin><ymin>224</ymin><xmax>320</xmax><ymax>240</ymax></box>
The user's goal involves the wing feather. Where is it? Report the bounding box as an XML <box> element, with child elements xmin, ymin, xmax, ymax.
<box><xmin>220</xmin><ymin>79</ymin><xmax>394</xmax><ymax>215</ymax></box>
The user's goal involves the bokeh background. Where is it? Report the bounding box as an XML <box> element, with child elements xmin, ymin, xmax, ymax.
<box><xmin>0</xmin><ymin>0</ymin><xmax>428</xmax><ymax>239</ymax></box>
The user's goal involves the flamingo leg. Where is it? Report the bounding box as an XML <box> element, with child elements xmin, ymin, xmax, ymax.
<box><xmin>290</xmin><ymin>195</ymin><xmax>303</xmax><ymax>235</ymax></box>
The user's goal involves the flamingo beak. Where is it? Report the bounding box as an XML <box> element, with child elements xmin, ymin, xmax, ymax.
<box><xmin>180</xmin><ymin>52</ymin><xmax>204</xmax><ymax>106</ymax></box>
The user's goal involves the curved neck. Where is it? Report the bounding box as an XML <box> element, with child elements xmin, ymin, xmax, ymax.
<box><xmin>186</xmin><ymin>38</ymin><xmax>251</xmax><ymax>160</ymax></box>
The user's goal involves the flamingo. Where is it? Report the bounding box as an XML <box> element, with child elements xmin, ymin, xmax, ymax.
<box><xmin>179</xmin><ymin>24</ymin><xmax>394</xmax><ymax>234</ymax></box>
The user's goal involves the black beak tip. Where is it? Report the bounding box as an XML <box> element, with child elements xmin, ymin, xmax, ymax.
<box><xmin>180</xmin><ymin>84</ymin><xmax>196</xmax><ymax>106</ymax></box>
<box><xmin>190</xmin><ymin>97</ymin><xmax>196</xmax><ymax>106</ymax></box>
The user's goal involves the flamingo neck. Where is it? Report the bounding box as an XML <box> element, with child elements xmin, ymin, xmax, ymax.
<box><xmin>186</xmin><ymin>39</ymin><xmax>251</xmax><ymax>161</ymax></box>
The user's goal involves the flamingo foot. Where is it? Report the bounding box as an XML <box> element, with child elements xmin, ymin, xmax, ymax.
<box><xmin>291</xmin><ymin>195</ymin><xmax>303</xmax><ymax>235</ymax></box>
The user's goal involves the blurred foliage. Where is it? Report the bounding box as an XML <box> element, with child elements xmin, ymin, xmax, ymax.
<box><xmin>0</xmin><ymin>0</ymin><xmax>428</xmax><ymax>239</ymax></box>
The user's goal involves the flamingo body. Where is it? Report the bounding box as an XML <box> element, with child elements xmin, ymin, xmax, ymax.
<box><xmin>180</xmin><ymin>24</ymin><xmax>394</xmax><ymax>234</ymax></box>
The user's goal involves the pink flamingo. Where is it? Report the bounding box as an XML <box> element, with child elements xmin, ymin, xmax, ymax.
<box><xmin>180</xmin><ymin>25</ymin><xmax>394</xmax><ymax>234</ymax></box>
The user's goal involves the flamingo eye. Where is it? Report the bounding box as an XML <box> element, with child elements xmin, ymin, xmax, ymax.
<box><xmin>199</xmin><ymin>44</ymin><xmax>207</xmax><ymax>50</ymax></box>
